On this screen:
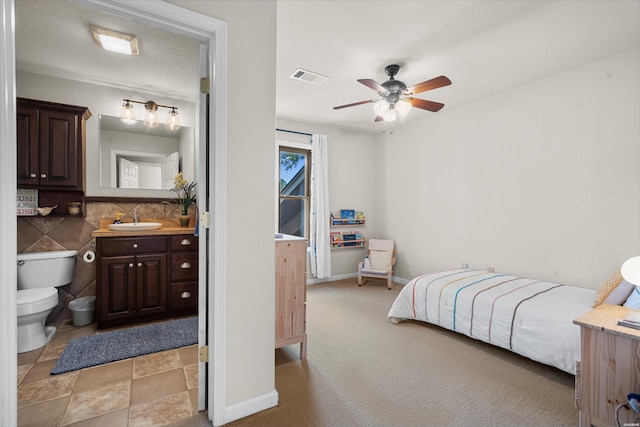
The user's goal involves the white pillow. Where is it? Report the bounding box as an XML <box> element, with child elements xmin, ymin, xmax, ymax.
<box><xmin>604</xmin><ymin>279</ymin><xmax>634</xmax><ymax>305</ymax></box>
<box><xmin>623</xmin><ymin>286</ymin><xmax>640</xmax><ymax>309</ymax></box>
<box><xmin>368</xmin><ymin>250</ymin><xmax>392</xmax><ymax>271</ymax></box>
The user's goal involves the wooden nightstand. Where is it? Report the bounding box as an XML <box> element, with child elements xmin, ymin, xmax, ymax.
<box><xmin>574</xmin><ymin>304</ymin><xmax>640</xmax><ymax>427</ymax></box>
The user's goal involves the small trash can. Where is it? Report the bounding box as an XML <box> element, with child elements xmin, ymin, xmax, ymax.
<box><xmin>68</xmin><ymin>296</ymin><xmax>96</xmax><ymax>327</ymax></box>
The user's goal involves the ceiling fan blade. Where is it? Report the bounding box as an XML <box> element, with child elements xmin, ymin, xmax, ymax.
<box><xmin>405</xmin><ymin>76</ymin><xmax>451</xmax><ymax>95</ymax></box>
<box><xmin>407</xmin><ymin>97</ymin><xmax>445</xmax><ymax>112</ymax></box>
<box><xmin>333</xmin><ymin>100</ymin><xmax>375</xmax><ymax>110</ymax></box>
<box><xmin>374</xmin><ymin>115</ymin><xmax>383</xmax><ymax>122</ymax></box>
<box><xmin>358</xmin><ymin>79</ymin><xmax>387</xmax><ymax>93</ymax></box>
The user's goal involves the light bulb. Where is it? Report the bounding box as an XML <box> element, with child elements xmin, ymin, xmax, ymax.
<box><xmin>395</xmin><ymin>99</ymin><xmax>412</xmax><ymax>116</ymax></box>
<box><xmin>165</xmin><ymin>108</ymin><xmax>180</xmax><ymax>131</ymax></box>
<box><xmin>120</xmin><ymin>100</ymin><xmax>137</xmax><ymax>125</ymax></box>
<box><xmin>143</xmin><ymin>101</ymin><xmax>159</xmax><ymax>128</ymax></box>
<box><xmin>383</xmin><ymin>108</ymin><xmax>396</xmax><ymax>122</ymax></box>
<box><xmin>374</xmin><ymin>99</ymin><xmax>390</xmax><ymax>116</ymax></box>
<box><xmin>144</xmin><ymin>110</ymin><xmax>159</xmax><ymax>128</ymax></box>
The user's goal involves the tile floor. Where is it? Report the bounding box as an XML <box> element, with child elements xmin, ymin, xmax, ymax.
<box><xmin>17</xmin><ymin>321</ymin><xmax>209</xmax><ymax>427</ymax></box>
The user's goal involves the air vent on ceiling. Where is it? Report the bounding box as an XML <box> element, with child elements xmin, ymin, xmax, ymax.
<box><xmin>289</xmin><ymin>68</ymin><xmax>329</xmax><ymax>86</ymax></box>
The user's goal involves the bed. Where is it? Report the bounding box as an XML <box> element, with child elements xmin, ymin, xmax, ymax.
<box><xmin>387</xmin><ymin>268</ymin><xmax>596</xmax><ymax>374</ymax></box>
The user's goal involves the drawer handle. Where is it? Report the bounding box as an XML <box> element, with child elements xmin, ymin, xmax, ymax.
<box><xmin>181</xmin><ymin>291</ymin><xmax>192</xmax><ymax>299</ymax></box>
<box><xmin>30</xmin><ymin>173</ymin><xmax>37</xmax><ymax>178</ymax></box>
<box><xmin>137</xmin><ymin>262</ymin><xmax>142</xmax><ymax>267</ymax></box>
<box><xmin>129</xmin><ymin>263</ymin><xmax>134</xmax><ymax>267</ymax></box>
<box><xmin>181</xmin><ymin>262</ymin><xmax>191</xmax><ymax>269</ymax></box>
<box><xmin>132</xmin><ymin>243</ymin><xmax>138</xmax><ymax>249</ymax></box>
<box><xmin>40</xmin><ymin>173</ymin><xmax>47</xmax><ymax>178</ymax></box>
<box><xmin>180</xmin><ymin>239</ymin><xmax>192</xmax><ymax>246</ymax></box>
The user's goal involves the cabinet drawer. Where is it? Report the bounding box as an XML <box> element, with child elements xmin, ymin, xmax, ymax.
<box><xmin>170</xmin><ymin>235</ymin><xmax>198</xmax><ymax>252</ymax></box>
<box><xmin>170</xmin><ymin>253</ymin><xmax>198</xmax><ymax>281</ymax></box>
<box><xmin>99</xmin><ymin>236</ymin><xmax>167</xmax><ymax>255</ymax></box>
<box><xmin>169</xmin><ymin>281</ymin><xmax>198</xmax><ymax>311</ymax></box>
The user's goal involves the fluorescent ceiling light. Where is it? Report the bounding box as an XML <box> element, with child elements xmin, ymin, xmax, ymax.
<box><xmin>90</xmin><ymin>25</ymin><xmax>139</xmax><ymax>55</ymax></box>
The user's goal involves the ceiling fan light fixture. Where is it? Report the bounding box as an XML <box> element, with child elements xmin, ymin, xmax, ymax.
<box><xmin>90</xmin><ymin>25</ymin><xmax>139</xmax><ymax>56</ymax></box>
<box><xmin>374</xmin><ymin>99</ymin><xmax>390</xmax><ymax>116</ymax></box>
<box><xmin>395</xmin><ymin>99</ymin><xmax>412</xmax><ymax>116</ymax></box>
<box><xmin>383</xmin><ymin>108</ymin><xmax>397</xmax><ymax>122</ymax></box>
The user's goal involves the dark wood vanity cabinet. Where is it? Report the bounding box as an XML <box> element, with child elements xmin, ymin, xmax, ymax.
<box><xmin>17</xmin><ymin>98</ymin><xmax>91</xmax><ymax>191</ymax></box>
<box><xmin>96</xmin><ymin>234</ymin><xmax>198</xmax><ymax>329</ymax></box>
<box><xmin>168</xmin><ymin>235</ymin><xmax>199</xmax><ymax>314</ymax></box>
<box><xmin>96</xmin><ymin>236</ymin><xmax>168</xmax><ymax>329</ymax></box>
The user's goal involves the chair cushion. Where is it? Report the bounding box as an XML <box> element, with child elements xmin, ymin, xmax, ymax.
<box><xmin>369</xmin><ymin>250</ymin><xmax>392</xmax><ymax>271</ymax></box>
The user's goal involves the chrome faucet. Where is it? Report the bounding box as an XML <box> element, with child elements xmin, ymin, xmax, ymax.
<box><xmin>133</xmin><ymin>209</ymin><xmax>139</xmax><ymax>224</ymax></box>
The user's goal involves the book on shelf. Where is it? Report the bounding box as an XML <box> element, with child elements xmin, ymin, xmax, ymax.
<box><xmin>340</xmin><ymin>209</ymin><xmax>355</xmax><ymax>220</ymax></box>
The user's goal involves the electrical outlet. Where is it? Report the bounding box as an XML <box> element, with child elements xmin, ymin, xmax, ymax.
<box><xmin>488</xmin><ymin>267</ymin><xmax>495</xmax><ymax>272</ymax></box>
<box><xmin>462</xmin><ymin>263</ymin><xmax>469</xmax><ymax>268</ymax></box>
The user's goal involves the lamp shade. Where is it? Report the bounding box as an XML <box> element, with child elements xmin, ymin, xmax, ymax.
<box><xmin>165</xmin><ymin>108</ymin><xmax>180</xmax><ymax>131</ymax></box>
<box><xmin>621</xmin><ymin>256</ymin><xmax>640</xmax><ymax>285</ymax></box>
<box><xmin>395</xmin><ymin>99</ymin><xmax>412</xmax><ymax>116</ymax></box>
<box><xmin>120</xmin><ymin>101</ymin><xmax>136</xmax><ymax>125</ymax></box>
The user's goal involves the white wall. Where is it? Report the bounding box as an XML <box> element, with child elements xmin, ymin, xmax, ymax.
<box><xmin>170</xmin><ymin>0</ymin><xmax>278</xmax><ymax>412</ymax></box>
<box><xmin>276</xmin><ymin>118</ymin><xmax>377</xmax><ymax>278</ymax></box>
<box><xmin>374</xmin><ymin>49</ymin><xmax>640</xmax><ymax>289</ymax></box>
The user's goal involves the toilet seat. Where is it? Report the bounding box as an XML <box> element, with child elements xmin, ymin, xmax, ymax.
<box><xmin>17</xmin><ymin>288</ymin><xmax>58</xmax><ymax>316</ymax></box>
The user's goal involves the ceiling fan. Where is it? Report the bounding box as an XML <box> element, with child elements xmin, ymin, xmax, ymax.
<box><xmin>333</xmin><ymin>64</ymin><xmax>451</xmax><ymax>122</ymax></box>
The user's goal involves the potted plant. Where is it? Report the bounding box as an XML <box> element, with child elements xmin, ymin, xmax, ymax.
<box><xmin>172</xmin><ymin>172</ymin><xmax>197</xmax><ymax>226</ymax></box>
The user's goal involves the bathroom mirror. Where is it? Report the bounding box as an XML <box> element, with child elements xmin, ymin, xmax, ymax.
<box><xmin>99</xmin><ymin>115</ymin><xmax>195</xmax><ymax>190</ymax></box>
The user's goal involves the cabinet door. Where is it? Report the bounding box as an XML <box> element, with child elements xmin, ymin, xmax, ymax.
<box><xmin>39</xmin><ymin>109</ymin><xmax>81</xmax><ymax>189</ymax></box>
<box><xmin>97</xmin><ymin>255</ymin><xmax>137</xmax><ymax>324</ymax></box>
<box><xmin>136</xmin><ymin>253</ymin><xmax>168</xmax><ymax>317</ymax></box>
<box><xmin>16</xmin><ymin>106</ymin><xmax>39</xmax><ymax>187</ymax></box>
<box><xmin>275</xmin><ymin>240</ymin><xmax>306</xmax><ymax>342</ymax></box>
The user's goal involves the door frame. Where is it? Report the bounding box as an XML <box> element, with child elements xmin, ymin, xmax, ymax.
<box><xmin>0</xmin><ymin>0</ymin><xmax>228</xmax><ymax>425</ymax></box>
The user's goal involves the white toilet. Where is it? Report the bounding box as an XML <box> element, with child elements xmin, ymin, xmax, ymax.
<box><xmin>17</xmin><ymin>250</ymin><xmax>78</xmax><ymax>353</ymax></box>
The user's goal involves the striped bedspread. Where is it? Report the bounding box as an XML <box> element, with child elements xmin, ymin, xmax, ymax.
<box><xmin>387</xmin><ymin>269</ymin><xmax>595</xmax><ymax>374</ymax></box>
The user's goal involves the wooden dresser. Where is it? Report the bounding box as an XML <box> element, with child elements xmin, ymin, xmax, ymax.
<box><xmin>275</xmin><ymin>235</ymin><xmax>307</xmax><ymax>358</ymax></box>
<box><xmin>574</xmin><ymin>304</ymin><xmax>640</xmax><ymax>427</ymax></box>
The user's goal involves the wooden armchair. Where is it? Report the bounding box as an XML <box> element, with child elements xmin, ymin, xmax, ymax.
<box><xmin>357</xmin><ymin>239</ymin><xmax>396</xmax><ymax>290</ymax></box>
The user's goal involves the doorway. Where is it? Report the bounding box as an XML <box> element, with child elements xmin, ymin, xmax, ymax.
<box><xmin>2</xmin><ymin>0</ymin><xmax>228</xmax><ymax>425</ymax></box>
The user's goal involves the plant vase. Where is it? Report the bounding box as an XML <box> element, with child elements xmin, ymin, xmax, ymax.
<box><xmin>179</xmin><ymin>215</ymin><xmax>191</xmax><ymax>227</ymax></box>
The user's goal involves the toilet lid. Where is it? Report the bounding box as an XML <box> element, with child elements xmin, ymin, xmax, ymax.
<box><xmin>17</xmin><ymin>288</ymin><xmax>58</xmax><ymax>305</ymax></box>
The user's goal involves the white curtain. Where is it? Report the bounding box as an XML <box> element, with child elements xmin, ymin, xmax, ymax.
<box><xmin>310</xmin><ymin>134</ymin><xmax>331</xmax><ymax>278</ymax></box>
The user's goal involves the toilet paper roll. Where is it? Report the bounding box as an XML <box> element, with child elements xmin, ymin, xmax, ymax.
<box><xmin>83</xmin><ymin>250</ymin><xmax>96</xmax><ymax>263</ymax></box>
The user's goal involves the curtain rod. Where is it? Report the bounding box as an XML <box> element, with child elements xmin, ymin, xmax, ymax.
<box><xmin>276</xmin><ymin>128</ymin><xmax>313</xmax><ymax>137</ymax></box>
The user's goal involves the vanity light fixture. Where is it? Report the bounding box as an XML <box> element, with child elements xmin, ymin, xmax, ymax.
<box><xmin>120</xmin><ymin>99</ymin><xmax>180</xmax><ymax>131</ymax></box>
<box><xmin>90</xmin><ymin>25</ymin><xmax>139</xmax><ymax>56</ymax></box>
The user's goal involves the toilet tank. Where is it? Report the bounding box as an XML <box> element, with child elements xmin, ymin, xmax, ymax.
<box><xmin>17</xmin><ymin>250</ymin><xmax>78</xmax><ymax>289</ymax></box>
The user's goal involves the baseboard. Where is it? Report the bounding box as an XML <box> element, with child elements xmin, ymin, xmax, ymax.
<box><xmin>224</xmin><ymin>389</ymin><xmax>279</xmax><ymax>424</ymax></box>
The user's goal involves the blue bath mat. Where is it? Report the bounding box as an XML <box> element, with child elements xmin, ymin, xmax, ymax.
<box><xmin>51</xmin><ymin>317</ymin><xmax>198</xmax><ymax>375</ymax></box>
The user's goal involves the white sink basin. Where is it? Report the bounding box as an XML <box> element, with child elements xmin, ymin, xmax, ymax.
<box><xmin>108</xmin><ymin>222</ymin><xmax>163</xmax><ymax>231</ymax></box>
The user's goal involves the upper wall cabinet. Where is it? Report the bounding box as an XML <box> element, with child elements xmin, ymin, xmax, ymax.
<box><xmin>17</xmin><ymin>98</ymin><xmax>91</xmax><ymax>191</ymax></box>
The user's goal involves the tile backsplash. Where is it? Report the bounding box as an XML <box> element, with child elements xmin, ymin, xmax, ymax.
<box><xmin>17</xmin><ymin>201</ymin><xmax>191</xmax><ymax>326</ymax></box>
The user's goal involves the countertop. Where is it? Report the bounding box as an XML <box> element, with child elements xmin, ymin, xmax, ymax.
<box><xmin>91</xmin><ymin>218</ymin><xmax>197</xmax><ymax>237</ymax></box>
<box><xmin>275</xmin><ymin>233</ymin><xmax>308</xmax><ymax>242</ymax></box>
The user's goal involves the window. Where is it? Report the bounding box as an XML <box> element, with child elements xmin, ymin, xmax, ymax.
<box><xmin>279</xmin><ymin>146</ymin><xmax>311</xmax><ymax>237</ymax></box>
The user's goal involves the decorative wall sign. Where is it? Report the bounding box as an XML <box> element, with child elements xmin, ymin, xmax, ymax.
<box><xmin>17</xmin><ymin>189</ymin><xmax>38</xmax><ymax>216</ymax></box>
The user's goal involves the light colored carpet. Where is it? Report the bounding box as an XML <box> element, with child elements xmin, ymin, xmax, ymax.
<box><xmin>229</xmin><ymin>278</ymin><xmax>578</xmax><ymax>427</ymax></box>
